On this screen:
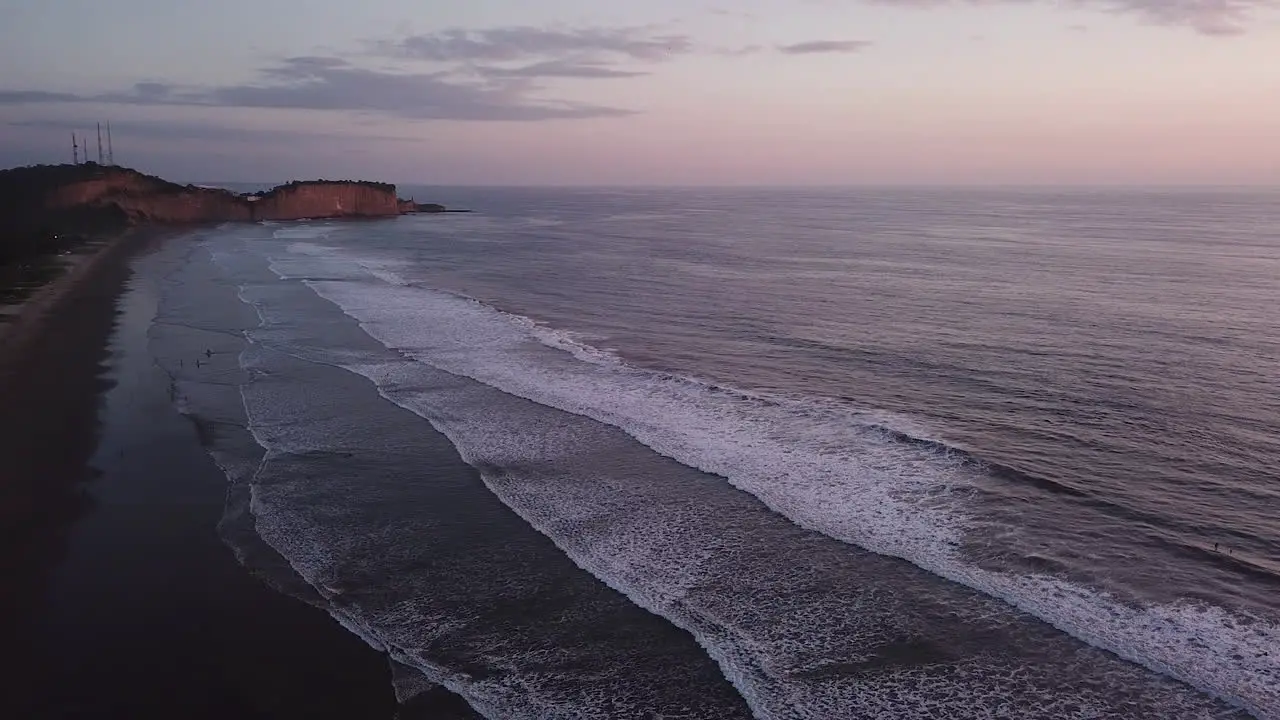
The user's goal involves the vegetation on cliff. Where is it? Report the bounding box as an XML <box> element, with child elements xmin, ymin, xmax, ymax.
<box><xmin>250</xmin><ymin>179</ymin><xmax>397</xmax><ymax>196</ymax></box>
<box><xmin>0</xmin><ymin>163</ymin><xmax>190</xmax><ymax>202</ymax></box>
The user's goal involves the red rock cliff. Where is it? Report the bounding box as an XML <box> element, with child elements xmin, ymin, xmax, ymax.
<box><xmin>2</xmin><ymin>165</ymin><xmax>446</xmax><ymax>257</ymax></box>
<box><xmin>249</xmin><ymin>180</ymin><xmax>401</xmax><ymax>221</ymax></box>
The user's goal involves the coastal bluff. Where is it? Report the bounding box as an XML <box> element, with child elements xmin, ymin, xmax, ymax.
<box><xmin>1</xmin><ymin>163</ymin><xmax>446</xmax><ymax>261</ymax></box>
<box><xmin>246</xmin><ymin>179</ymin><xmax>445</xmax><ymax>221</ymax></box>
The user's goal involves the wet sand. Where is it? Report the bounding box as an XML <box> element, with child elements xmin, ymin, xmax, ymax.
<box><xmin>0</xmin><ymin>231</ymin><xmax>406</xmax><ymax>718</ymax></box>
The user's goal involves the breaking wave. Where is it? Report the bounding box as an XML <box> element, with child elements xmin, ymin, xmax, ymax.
<box><xmin>260</xmin><ymin>238</ymin><xmax>1280</xmax><ymax>718</ymax></box>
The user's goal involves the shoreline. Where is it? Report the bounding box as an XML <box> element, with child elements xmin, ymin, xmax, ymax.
<box><xmin>0</xmin><ymin>231</ymin><xmax>125</xmax><ymax>376</ymax></box>
<box><xmin>0</xmin><ymin>230</ymin><xmax>408</xmax><ymax>718</ymax></box>
<box><xmin>0</xmin><ymin>229</ymin><xmax>144</xmax><ymax>557</ymax></box>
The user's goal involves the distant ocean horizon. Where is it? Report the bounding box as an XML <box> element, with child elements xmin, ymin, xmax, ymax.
<box><xmin>201</xmin><ymin>180</ymin><xmax>1280</xmax><ymax>191</ymax></box>
<box><xmin>157</xmin><ymin>186</ymin><xmax>1280</xmax><ymax>718</ymax></box>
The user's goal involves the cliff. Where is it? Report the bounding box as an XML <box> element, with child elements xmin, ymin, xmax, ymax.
<box><xmin>249</xmin><ymin>180</ymin><xmax>401</xmax><ymax>220</ymax></box>
<box><xmin>0</xmin><ymin>164</ymin><xmax>448</xmax><ymax>263</ymax></box>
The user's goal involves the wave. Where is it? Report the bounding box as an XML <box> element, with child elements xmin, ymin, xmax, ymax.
<box><xmin>262</xmin><ymin>240</ymin><xmax>1280</xmax><ymax>718</ymax></box>
<box><xmin>867</xmin><ymin>424</ymin><xmax>1094</xmax><ymax>499</ymax></box>
<box><xmin>192</xmin><ymin>242</ymin><xmax>758</xmax><ymax>719</ymax></box>
<box><xmin>267</xmin><ymin>224</ymin><xmax>338</xmax><ymax>240</ymax></box>
<box><xmin>230</xmin><ymin>256</ymin><xmax>1225</xmax><ymax>718</ymax></box>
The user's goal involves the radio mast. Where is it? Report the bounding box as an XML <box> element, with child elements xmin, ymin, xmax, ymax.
<box><xmin>97</xmin><ymin>123</ymin><xmax>104</xmax><ymax>164</ymax></box>
<box><xmin>72</xmin><ymin>132</ymin><xmax>80</xmax><ymax>164</ymax></box>
<box><xmin>106</xmin><ymin>122</ymin><xmax>115</xmax><ymax>165</ymax></box>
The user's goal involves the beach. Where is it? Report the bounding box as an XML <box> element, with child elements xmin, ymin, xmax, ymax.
<box><xmin>0</xmin><ymin>230</ymin><xmax>428</xmax><ymax>719</ymax></box>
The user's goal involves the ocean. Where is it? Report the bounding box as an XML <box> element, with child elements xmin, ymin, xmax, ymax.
<box><xmin>155</xmin><ymin>187</ymin><xmax>1280</xmax><ymax>718</ymax></box>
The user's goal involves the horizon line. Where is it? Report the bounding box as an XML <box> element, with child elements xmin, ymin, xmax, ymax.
<box><xmin>188</xmin><ymin>180</ymin><xmax>1280</xmax><ymax>191</ymax></box>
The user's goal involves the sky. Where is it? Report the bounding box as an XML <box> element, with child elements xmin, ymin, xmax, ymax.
<box><xmin>1</xmin><ymin>0</ymin><xmax>1278</xmax><ymax>185</ymax></box>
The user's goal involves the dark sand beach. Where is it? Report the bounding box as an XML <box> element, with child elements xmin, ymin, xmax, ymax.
<box><xmin>0</xmin><ymin>231</ymin><xmax>425</xmax><ymax>718</ymax></box>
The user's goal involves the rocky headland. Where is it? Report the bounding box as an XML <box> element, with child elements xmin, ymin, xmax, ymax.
<box><xmin>0</xmin><ymin>163</ymin><xmax>449</xmax><ymax>264</ymax></box>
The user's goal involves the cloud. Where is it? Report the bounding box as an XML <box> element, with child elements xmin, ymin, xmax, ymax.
<box><xmin>777</xmin><ymin>40</ymin><xmax>872</xmax><ymax>54</ymax></box>
<box><xmin>707</xmin><ymin>44</ymin><xmax>767</xmax><ymax>56</ymax></box>
<box><xmin>132</xmin><ymin>82</ymin><xmax>175</xmax><ymax>100</ymax></box>
<box><xmin>0</xmin><ymin>23</ymin><xmax>886</xmax><ymax>124</ymax></box>
<box><xmin>386</xmin><ymin>26</ymin><xmax>695</xmax><ymax>63</ymax></box>
<box><xmin>0</xmin><ymin>56</ymin><xmax>636</xmax><ymax>121</ymax></box>
<box><xmin>0</xmin><ymin>90</ymin><xmax>82</xmax><ymax>103</ymax></box>
<box><xmin>373</xmin><ymin>25</ymin><xmax>695</xmax><ymax>81</ymax></box>
<box><xmin>383</xmin><ymin>25</ymin><xmax>872</xmax><ymax>64</ymax></box>
<box><xmin>206</xmin><ymin>57</ymin><xmax>636</xmax><ymax>119</ymax></box>
<box><xmin>474</xmin><ymin>59</ymin><xmax>650</xmax><ymax>79</ymax></box>
<box><xmin>1098</xmin><ymin>0</ymin><xmax>1268</xmax><ymax>35</ymax></box>
<box><xmin>5</xmin><ymin>117</ymin><xmax>402</xmax><ymax>144</ymax></box>
<box><xmin>862</xmin><ymin>0</ymin><xmax>1273</xmax><ymax>35</ymax></box>
<box><xmin>708</xmin><ymin>7</ymin><xmax>758</xmax><ymax>19</ymax></box>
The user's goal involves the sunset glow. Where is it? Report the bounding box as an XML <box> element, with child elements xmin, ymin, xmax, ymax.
<box><xmin>3</xmin><ymin>0</ymin><xmax>1278</xmax><ymax>184</ymax></box>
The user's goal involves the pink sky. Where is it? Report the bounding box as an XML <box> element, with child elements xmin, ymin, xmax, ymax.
<box><xmin>2</xmin><ymin>0</ymin><xmax>1278</xmax><ymax>184</ymax></box>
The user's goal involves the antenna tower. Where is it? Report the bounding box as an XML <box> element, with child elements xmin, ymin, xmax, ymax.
<box><xmin>106</xmin><ymin>122</ymin><xmax>115</xmax><ymax>165</ymax></box>
<box><xmin>72</xmin><ymin>132</ymin><xmax>80</xmax><ymax>164</ymax></box>
<box><xmin>97</xmin><ymin>123</ymin><xmax>104</xmax><ymax>164</ymax></box>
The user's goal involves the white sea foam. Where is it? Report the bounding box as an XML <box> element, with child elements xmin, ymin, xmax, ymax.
<box><xmin>210</xmin><ymin>255</ymin><xmax>744</xmax><ymax>719</ymax></box>
<box><xmin>322</xmin><ymin>247</ymin><xmax>627</xmax><ymax>367</ymax></box>
<box><xmin>232</xmin><ymin>351</ymin><xmax>587</xmax><ymax>720</ymax></box>
<box><xmin>229</xmin><ymin>294</ymin><xmax>1123</xmax><ymax>719</ymax></box>
<box><xmin>270</xmin><ymin>225</ymin><xmax>338</xmax><ymax>241</ymax></box>
<box><xmin>257</xmin><ymin>240</ymin><xmax>1280</xmax><ymax>719</ymax></box>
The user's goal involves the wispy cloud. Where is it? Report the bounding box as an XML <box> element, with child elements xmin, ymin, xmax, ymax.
<box><xmin>708</xmin><ymin>44</ymin><xmax>768</xmax><ymax>56</ymax></box>
<box><xmin>382</xmin><ymin>26</ymin><xmax>695</xmax><ymax>63</ymax></box>
<box><xmin>778</xmin><ymin>40</ymin><xmax>872</xmax><ymax>54</ymax></box>
<box><xmin>0</xmin><ymin>56</ymin><xmax>637</xmax><ymax>121</ymax></box>
<box><xmin>0</xmin><ymin>90</ymin><xmax>83</xmax><ymax>103</ymax></box>
<box><xmin>370</xmin><ymin>25</ymin><xmax>695</xmax><ymax>83</ymax></box>
<box><xmin>862</xmin><ymin>0</ymin><xmax>1273</xmax><ymax>35</ymax></box>
<box><xmin>4</xmin><ymin>117</ymin><xmax>410</xmax><ymax>143</ymax></box>
<box><xmin>1</xmin><ymin>22</ymin><xmax>884</xmax><ymax>123</ymax></box>
<box><xmin>473</xmin><ymin>59</ymin><xmax>651</xmax><ymax>79</ymax></box>
<box><xmin>708</xmin><ymin>7</ymin><xmax>758</xmax><ymax>19</ymax></box>
<box><xmin>1100</xmin><ymin>0</ymin><xmax>1269</xmax><ymax>35</ymax></box>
